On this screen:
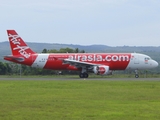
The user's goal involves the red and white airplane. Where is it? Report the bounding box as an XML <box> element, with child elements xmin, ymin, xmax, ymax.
<box><xmin>4</xmin><ymin>30</ymin><xmax>158</xmax><ymax>78</ymax></box>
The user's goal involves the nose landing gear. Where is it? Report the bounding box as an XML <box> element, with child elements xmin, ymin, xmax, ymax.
<box><xmin>135</xmin><ymin>70</ymin><xmax>139</xmax><ymax>78</ymax></box>
<box><xmin>135</xmin><ymin>74</ymin><xmax>139</xmax><ymax>78</ymax></box>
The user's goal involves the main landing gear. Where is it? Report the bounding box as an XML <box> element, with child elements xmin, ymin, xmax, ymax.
<box><xmin>79</xmin><ymin>72</ymin><xmax>89</xmax><ymax>78</ymax></box>
<box><xmin>79</xmin><ymin>67</ymin><xmax>89</xmax><ymax>78</ymax></box>
<box><xmin>135</xmin><ymin>69</ymin><xmax>139</xmax><ymax>78</ymax></box>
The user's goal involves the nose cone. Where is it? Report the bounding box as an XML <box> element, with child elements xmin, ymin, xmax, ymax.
<box><xmin>152</xmin><ymin>60</ymin><xmax>159</xmax><ymax>68</ymax></box>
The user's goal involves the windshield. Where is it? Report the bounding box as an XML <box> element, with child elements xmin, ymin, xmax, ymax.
<box><xmin>145</xmin><ymin>57</ymin><xmax>151</xmax><ymax>61</ymax></box>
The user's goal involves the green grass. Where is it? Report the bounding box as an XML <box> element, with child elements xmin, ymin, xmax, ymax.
<box><xmin>0</xmin><ymin>79</ymin><xmax>160</xmax><ymax>120</ymax></box>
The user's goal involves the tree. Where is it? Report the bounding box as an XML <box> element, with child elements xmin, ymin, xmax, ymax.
<box><xmin>59</xmin><ymin>48</ymin><xmax>74</xmax><ymax>53</ymax></box>
<box><xmin>75</xmin><ymin>48</ymin><xmax>79</xmax><ymax>53</ymax></box>
<box><xmin>48</xmin><ymin>49</ymin><xmax>59</xmax><ymax>53</ymax></box>
<box><xmin>80</xmin><ymin>50</ymin><xmax>85</xmax><ymax>53</ymax></box>
<box><xmin>0</xmin><ymin>62</ymin><xmax>12</xmax><ymax>75</ymax></box>
<box><xmin>4</xmin><ymin>63</ymin><xmax>12</xmax><ymax>74</ymax></box>
<box><xmin>42</xmin><ymin>48</ymin><xmax>48</xmax><ymax>53</ymax></box>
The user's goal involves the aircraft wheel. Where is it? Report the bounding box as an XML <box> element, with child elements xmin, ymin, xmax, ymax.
<box><xmin>79</xmin><ymin>73</ymin><xmax>84</xmax><ymax>78</ymax></box>
<box><xmin>84</xmin><ymin>73</ymin><xmax>88</xmax><ymax>78</ymax></box>
<box><xmin>135</xmin><ymin>74</ymin><xmax>139</xmax><ymax>78</ymax></box>
<box><xmin>79</xmin><ymin>73</ymin><xmax>88</xmax><ymax>78</ymax></box>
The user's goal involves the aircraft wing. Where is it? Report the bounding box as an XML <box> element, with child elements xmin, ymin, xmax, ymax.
<box><xmin>63</xmin><ymin>59</ymin><xmax>100</xmax><ymax>68</ymax></box>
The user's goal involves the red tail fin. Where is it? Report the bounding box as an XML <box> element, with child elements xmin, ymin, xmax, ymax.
<box><xmin>7</xmin><ymin>30</ymin><xmax>36</xmax><ymax>58</ymax></box>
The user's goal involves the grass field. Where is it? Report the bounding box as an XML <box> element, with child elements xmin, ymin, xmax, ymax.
<box><xmin>0</xmin><ymin>78</ymin><xmax>160</xmax><ymax>120</ymax></box>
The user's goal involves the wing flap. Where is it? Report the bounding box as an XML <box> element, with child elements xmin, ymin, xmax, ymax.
<box><xmin>63</xmin><ymin>59</ymin><xmax>100</xmax><ymax>68</ymax></box>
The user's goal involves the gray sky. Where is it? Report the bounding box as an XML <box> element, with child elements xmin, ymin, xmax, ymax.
<box><xmin>0</xmin><ymin>0</ymin><xmax>160</xmax><ymax>46</ymax></box>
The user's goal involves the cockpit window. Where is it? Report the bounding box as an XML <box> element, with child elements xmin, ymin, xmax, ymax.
<box><xmin>145</xmin><ymin>57</ymin><xmax>150</xmax><ymax>61</ymax></box>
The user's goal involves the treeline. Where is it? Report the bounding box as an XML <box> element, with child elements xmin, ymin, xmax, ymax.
<box><xmin>0</xmin><ymin>62</ymin><xmax>68</xmax><ymax>75</ymax></box>
<box><xmin>42</xmin><ymin>48</ymin><xmax>85</xmax><ymax>53</ymax></box>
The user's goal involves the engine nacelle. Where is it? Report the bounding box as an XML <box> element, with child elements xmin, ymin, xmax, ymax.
<box><xmin>93</xmin><ymin>65</ymin><xmax>111</xmax><ymax>75</ymax></box>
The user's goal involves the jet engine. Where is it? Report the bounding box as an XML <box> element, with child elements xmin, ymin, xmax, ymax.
<box><xmin>93</xmin><ymin>65</ymin><xmax>111</xmax><ymax>75</ymax></box>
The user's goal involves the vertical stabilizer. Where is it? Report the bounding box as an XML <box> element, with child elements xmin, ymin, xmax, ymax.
<box><xmin>7</xmin><ymin>30</ymin><xmax>35</xmax><ymax>58</ymax></box>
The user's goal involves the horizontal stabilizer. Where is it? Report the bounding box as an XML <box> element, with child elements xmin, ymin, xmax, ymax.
<box><xmin>4</xmin><ymin>55</ymin><xmax>25</xmax><ymax>62</ymax></box>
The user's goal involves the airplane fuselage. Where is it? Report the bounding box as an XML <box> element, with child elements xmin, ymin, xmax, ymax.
<box><xmin>4</xmin><ymin>53</ymin><xmax>158</xmax><ymax>71</ymax></box>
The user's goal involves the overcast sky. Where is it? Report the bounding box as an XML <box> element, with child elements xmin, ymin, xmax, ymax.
<box><xmin>0</xmin><ymin>0</ymin><xmax>160</xmax><ymax>46</ymax></box>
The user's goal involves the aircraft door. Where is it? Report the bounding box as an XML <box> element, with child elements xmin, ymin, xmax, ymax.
<box><xmin>134</xmin><ymin>54</ymin><xmax>139</xmax><ymax>64</ymax></box>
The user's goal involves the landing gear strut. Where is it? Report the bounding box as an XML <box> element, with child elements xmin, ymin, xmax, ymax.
<box><xmin>79</xmin><ymin>72</ymin><xmax>89</xmax><ymax>78</ymax></box>
<box><xmin>135</xmin><ymin>70</ymin><xmax>139</xmax><ymax>78</ymax></box>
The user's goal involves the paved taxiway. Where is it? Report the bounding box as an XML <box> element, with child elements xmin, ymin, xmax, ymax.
<box><xmin>0</xmin><ymin>77</ymin><xmax>160</xmax><ymax>81</ymax></box>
